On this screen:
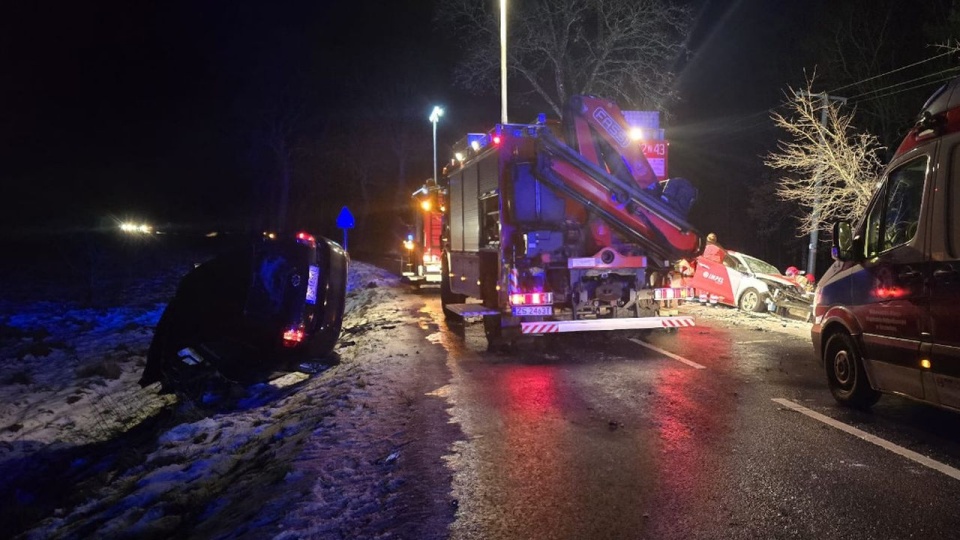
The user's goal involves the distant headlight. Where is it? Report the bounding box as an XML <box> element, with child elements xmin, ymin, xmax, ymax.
<box><xmin>120</xmin><ymin>221</ymin><xmax>153</xmax><ymax>234</ymax></box>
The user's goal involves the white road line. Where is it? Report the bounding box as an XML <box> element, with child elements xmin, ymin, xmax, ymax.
<box><xmin>629</xmin><ymin>338</ymin><xmax>706</xmax><ymax>369</ymax></box>
<box><xmin>773</xmin><ymin>398</ymin><xmax>960</xmax><ymax>482</ymax></box>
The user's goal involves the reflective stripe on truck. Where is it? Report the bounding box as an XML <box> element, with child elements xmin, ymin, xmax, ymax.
<box><xmin>521</xmin><ymin>316</ymin><xmax>695</xmax><ymax>334</ymax></box>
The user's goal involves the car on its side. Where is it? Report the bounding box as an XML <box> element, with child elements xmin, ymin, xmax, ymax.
<box><xmin>140</xmin><ymin>231</ymin><xmax>348</xmax><ymax>395</ymax></box>
<box><xmin>688</xmin><ymin>250</ymin><xmax>809</xmax><ymax>314</ymax></box>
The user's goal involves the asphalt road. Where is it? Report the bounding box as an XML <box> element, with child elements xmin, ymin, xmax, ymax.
<box><xmin>412</xmin><ymin>295</ymin><xmax>960</xmax><ymax>540</ymax></box>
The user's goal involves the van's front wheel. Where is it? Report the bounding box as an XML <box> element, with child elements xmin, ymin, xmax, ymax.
<box><xmin>825</xmin><ymin>332</ymin><xmax>880</xmax><ymax>409</ymax></box>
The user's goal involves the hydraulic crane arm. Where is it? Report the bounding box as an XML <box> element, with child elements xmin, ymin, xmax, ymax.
<box><xmin>563</xmin><ymin>95</ymin><xmax>661</xmax><ymax>191</ymax></box>
<box><xmin>534</xmin><ymin>127</ymin><xmax>701</xmax><ymax>262</ymax></box>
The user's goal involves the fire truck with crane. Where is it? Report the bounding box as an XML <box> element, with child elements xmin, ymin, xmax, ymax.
<box><xmin>431</xmin><ymin>95</ymin><xmax>703</xmax><ymax>349</ymax></box>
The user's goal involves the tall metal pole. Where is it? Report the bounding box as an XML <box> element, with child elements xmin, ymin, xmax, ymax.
<box><xmin>804</xmin><ymin>91</ymin><xmax>846</xmax><ymax>277</ymax></box>
<box><xmin>430</xmin><ymin>106</ymin><xmax>443</xmax><ymax>183</ymax></box>
<box><xmin>500</xmin><ymin>0</ymin><xmax>508</xmax><ymax>124</ymax></box>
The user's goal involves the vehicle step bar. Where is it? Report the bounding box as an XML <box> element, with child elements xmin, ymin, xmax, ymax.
<box><xmin>444</xmin><ymin>303</ymin><xmax>501</xmax><ymax>317</ymax></box>
<box><xmin>521</xmin><ymin>316</ymin><xmax>695</xmax><ymax>334</ymax></box>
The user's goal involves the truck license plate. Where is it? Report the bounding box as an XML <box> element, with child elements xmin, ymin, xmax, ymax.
<box><xmin>512</xmin><ymin>306</ymin><xmax>553</xmax><ymax>316</ymax></box>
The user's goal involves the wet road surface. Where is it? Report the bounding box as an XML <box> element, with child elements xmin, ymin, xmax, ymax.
<box><xmin>415</xmin><ymin>297</ymin><xmax>960</xmax><ymax>539</ymax></box>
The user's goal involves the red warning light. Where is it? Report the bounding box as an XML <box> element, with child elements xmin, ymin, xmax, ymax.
<box><xmin>296</xmin><ymin>231</ymin><xmax>316</xmax><ymax>247</ymax></box>
<box><xmin>492</xmin><ymin>135</ymin><xmax>502</xmax><ymax>145</ymax></box>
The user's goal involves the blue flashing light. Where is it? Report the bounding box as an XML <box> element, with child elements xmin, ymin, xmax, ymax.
<box><xmin>467</xmin><ymin>133</ymin><xmax>486</xmax><ymax>148</ymax></box>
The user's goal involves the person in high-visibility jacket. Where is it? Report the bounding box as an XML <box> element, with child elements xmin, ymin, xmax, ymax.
<box><xmin>702</xmin><ymin>232</ymin><xmax>726</xmax><ymax>263</ymax></box>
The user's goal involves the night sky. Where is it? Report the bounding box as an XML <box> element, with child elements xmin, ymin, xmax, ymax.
<box><xmin>0</xmin><ymin>0</ymin><xmax>949</xmax><ymax>264</ymax></box>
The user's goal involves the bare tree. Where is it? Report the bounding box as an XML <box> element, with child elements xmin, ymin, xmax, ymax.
<box><xmin>438</xmin><ymin>0</ymin><xmax>691</xmax><ymax>116</ymax></box>
<box><xmin>765</xmin><ymin>78</ymin><xmax>884</xmax><ymax>236</ymax></box>
<box><xmin>806</xmin><ymin>1</ymin><xmax>960</xmax><ymax>151</ymax></box>
<box><xmin>320</xmin><ymin>115</ymin><xmax>392</xmax><ymax>234</ymax></box>
<box><xmin>367</xmin><ymin>80</ymin><xmax>432</xmax><ymax>208</ymax></box>
<box><xmin>256</xmin><ymin>102</ymin><xmax>303</xmax><ymax>232</ymax></box>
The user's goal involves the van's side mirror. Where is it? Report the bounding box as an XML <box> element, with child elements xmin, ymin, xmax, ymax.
<box><xmin>832</xmin><ymin>221</ymin><xmax>854</xmax><ymax>261</ymax></box>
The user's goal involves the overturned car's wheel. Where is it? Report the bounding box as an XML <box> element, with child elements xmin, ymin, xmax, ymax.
<box><xmin>824</xmin><ymin>332</ymin><xmax>881</xmax><ymax>409</ymax></box>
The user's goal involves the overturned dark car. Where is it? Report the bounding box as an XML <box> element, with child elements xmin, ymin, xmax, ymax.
<box><xmin>140</xmin><ymin>232</ymin><xmax>348</xmax><ymax>394</ymax></box>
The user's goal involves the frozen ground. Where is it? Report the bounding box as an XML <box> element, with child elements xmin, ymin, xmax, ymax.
<box><xmin>676</xmin><ymin>301</ymin><xmax>812</xmax><ymax>341</ymax></box>
<box><xmin>0</xmin><ymin>243</ymin><xmax>811</xmax><ymax>538</ymax></box>
<box><xmin>1</xmin><ymin>254</ymin><xmax>458</xmax><ymax>539</ymax></box>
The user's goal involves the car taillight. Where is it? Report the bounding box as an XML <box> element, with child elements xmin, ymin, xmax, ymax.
<box><xmin>283</xmin><ymin>325</ymin><xmax>305</xmax><ymax>347</ymax></box>
<box><xmin>296</xmin><ymin>232</ymin><xmax>316</xmax><ymax>248</ymax></box>
<box><xmin>509</xmin><ymin>292</ymin><xmax>553</xmax><ymax>306</ymax></box>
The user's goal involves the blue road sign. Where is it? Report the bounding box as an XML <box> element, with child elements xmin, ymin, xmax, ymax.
<box><xmin>336</xmin><ymin>206</ymin><xmax>354</xmax><ymax>251</ymax></box>
<box><xmin>336</xmin><ymin>206</ymin><xmax>355</xmax><ymax>229</ymax></box>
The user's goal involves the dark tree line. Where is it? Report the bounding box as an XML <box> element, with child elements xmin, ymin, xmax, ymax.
<box><xmin>747</xmin><ymin>0</ymin><xmax>960</xmax><ymax>271</ymax></box>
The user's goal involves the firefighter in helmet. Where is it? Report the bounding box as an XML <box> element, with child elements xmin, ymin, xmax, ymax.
<box><xmin>703</xmin><ymin>232</ymin><xmax>726</xmax><ymax>263</ymax></box>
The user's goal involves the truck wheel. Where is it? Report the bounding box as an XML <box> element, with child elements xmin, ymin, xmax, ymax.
<box><xmin>484</xmin><ymin>314</ymin><xmax>505</xmax><ymax>351</ymax></box>
<box><xmin>441</xmin><ymin>255</ymin><xmax>465</xmax><ymax>321</ymax></box>
<box><xmin>738</xmin><ymin>288</ymin><xmax>767</xmax><ymax>312</ymax></box>
<box><xmin>485</xmin><ymin>314</ymin><xmax>522</xmax><ymax>352</ymax></box>
<box><xmin>824</xmin><ymin>332</ymin><xmax>880</xmax><ymax>409</ymax></box>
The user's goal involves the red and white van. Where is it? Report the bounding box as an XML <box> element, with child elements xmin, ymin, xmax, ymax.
<box><xmin>813</xmin><ymin>77</ymin><xmax>960</xmax><ymax>410</ymax></box>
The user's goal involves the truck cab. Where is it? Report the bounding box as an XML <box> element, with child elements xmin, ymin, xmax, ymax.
<box><xmin>813</xmin><ymin>76</ymin><xmax>960</xmax><ymax>410</ymax></box>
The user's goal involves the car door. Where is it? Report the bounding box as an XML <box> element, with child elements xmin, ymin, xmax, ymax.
<box><xmin>851</xmin><ymin>152</ymin><xmax>931</xmax><ymax>399</ymax></box>
<box><xmin>927</xmin><ymin>141</ymin><xmax>960</xmax><ymax>409</ymax></box>
<box><xmin>723</xmin><ymin>253</ymin><xmax>747</xmax><ymax>302</ymax></box>
<box><xmin>690</xmin><ymin>256</ymin><xmax>735</xmax><ymax>306</ymax></box>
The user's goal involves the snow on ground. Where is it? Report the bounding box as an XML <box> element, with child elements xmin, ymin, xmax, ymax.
<box><xmin>0</xmin><ymin>245</ymin><xmax>812</xmax><ymax>538</ymax></box>
<box><xmin>1</xmin><ymin>254</ymin><xmax>460</xmax><ymax>539</ymax></box>
<box><xmin>0</xmin><ymin>257</ymin><xmax>401</xmax><ymax>461</ymax></box>
<box><xmin>676</xmin><ymin>301</ymin><xmax>813</xmax><ymax>341</ymax></box>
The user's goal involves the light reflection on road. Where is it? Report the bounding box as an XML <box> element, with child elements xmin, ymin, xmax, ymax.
<box><xmin>647</xmin><ymin>325</ymin><xmax>737</xmax><ymax>537</ymax></box>
<box><xmin>424</xmin><ymin>301</ymin><xmax>741</xmax><ymax>539</ymax></box>
<box><xmin>504</xmin><ymin>366</ymin><xmax>559</xmax><ymax>419</ymax></box>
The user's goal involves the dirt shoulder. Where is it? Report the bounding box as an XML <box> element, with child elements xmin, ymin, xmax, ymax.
<box><xmin>677</xmin><ymin>301</ymin><xmax>812</xmax><ymax>341</ymax></box>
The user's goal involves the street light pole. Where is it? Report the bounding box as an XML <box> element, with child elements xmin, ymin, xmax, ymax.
<box><xmin>429</xmin><ymin>106</ymin><xmax>444</xmax><ymax>183</ymax></box>
<box><xmin>500</xmin><ymin>0</ymin><xmax>508</xmax><ymax>124</ymax></box>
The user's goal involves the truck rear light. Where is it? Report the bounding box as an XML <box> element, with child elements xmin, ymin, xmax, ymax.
<box><xmin>283</xmin><ymin>325</ymin><xmax>305</xmax><ymax>347</ymax></box>
<box><xmin>509</xmin><ymin>292</ymin><xmax>553</xmax><ymax>306</ymax></box>
<box><xmin>653</xmin><ymin>287</ymin><xmax>695</xmax><ymax>301</ymax></box>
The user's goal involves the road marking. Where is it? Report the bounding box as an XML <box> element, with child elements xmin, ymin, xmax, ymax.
<box><xmin>772</xmin><ymin>398</ymin><xmax>960</xmax><ymax>482</ymax></box>
<box><xmin>629</xmin><ymin>338</ymin><xmax>706</xmax><ymax>369</ymax></box>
